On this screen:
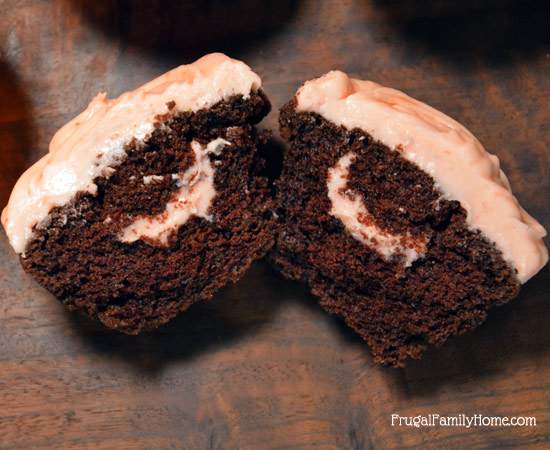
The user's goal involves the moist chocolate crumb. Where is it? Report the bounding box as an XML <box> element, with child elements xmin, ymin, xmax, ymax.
<box><xmin>22</xmin><ymin>92</ymin><xmax>276</xmax><ymax>334</ymax></box>
<box><xmin>271</xmin><ymin>99</ymin><xmax>520</xmax><ymax>367</ymax></box>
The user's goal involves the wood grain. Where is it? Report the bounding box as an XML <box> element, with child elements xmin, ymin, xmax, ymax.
<box><xmin>0</xmin><ymin>0</ymin><xmax>549</xmax><ymax>448</ymax></box>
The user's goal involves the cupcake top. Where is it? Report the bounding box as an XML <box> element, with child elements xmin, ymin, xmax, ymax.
<box><xmin>296</xmin><ymin>70</ymin><xmax>547</xmax><ymax>283</ymax></box>
<box><xmin>2</xmin><ymin>53</ymin><xmax>261</xmax><ymax>255</ymax></box>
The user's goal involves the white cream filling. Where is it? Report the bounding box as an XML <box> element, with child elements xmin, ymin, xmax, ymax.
<box><xmin>120</xmin><ymin>137</ymin><xmax>231</xmax><ymax>244</ymax></box>
<box><xmin>327</xmin><ymin>152</ymin><xmax>427</xmax><ymax>267</ymax></box>
<box><xmin>143</xmin><ymin>175</ymin><xmax>166</xmax><ymax>185</ymax></box>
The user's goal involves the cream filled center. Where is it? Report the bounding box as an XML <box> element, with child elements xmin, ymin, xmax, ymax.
<box><xmin>120</xmin><ymin>137</ymin><xmax>231</xmax><ymax>244</ymax></box>
<box><xmin>327</xmin><ymin>152</ymin><xmax>427</xmax><ymax>267</ymax></box>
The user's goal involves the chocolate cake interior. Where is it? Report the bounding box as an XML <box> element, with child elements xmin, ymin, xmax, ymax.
<box><xmin>22</xmin><ymin>93</ymin><xmax>275</xmax><ymax>334</ymax></box>
<box><xmin>272</xmin><ymin>100</ymin><xmax>520</xmax><ymax>366</ymax></box>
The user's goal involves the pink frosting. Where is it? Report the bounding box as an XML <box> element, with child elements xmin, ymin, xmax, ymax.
<box><xmin>1</xmin><ymin>53</ymin><xmax>261</xmax><ymax>254</ymax></box>
<box><xmin>296</xmin><ymin>71</ymin><xmax>548</xmax><ymax>283</ymax></box>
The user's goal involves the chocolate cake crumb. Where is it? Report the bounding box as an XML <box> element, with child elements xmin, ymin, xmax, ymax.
<box><xmin>271</xmin><ymin>100</ymin><xmax>520</xmax><ymax>367</ymax></box>
<box><xmin>22</xmin><ymin>93</ymin><xmax>276</xmax><ymax>334</ymax></box>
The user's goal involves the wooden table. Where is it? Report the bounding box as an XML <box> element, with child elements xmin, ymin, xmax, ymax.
<box><xmin>1</xmin><ymin>1</ymin><xmax>549</xmax><ymax>448</ymax></box>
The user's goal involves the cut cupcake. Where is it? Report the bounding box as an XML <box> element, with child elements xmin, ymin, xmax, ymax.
<box><xmin>2</xmin><ymin>53</ymin><xmax>275</xmax><ymax>333</ymax></box>
<box><xmin>273</xmin><ymin>71</ymin><xmax>548</xmax><ymax>366</ymax></box>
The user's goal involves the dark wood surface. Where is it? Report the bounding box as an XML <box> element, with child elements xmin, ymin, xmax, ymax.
<box><xmin>1</xmin><ymin>1</ymin><xmax>549</xmax><ymax>448</ymax></box>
